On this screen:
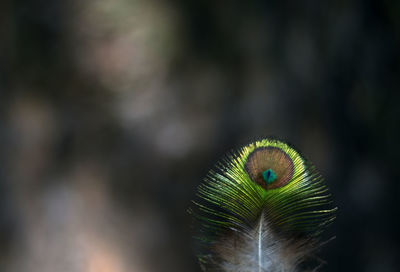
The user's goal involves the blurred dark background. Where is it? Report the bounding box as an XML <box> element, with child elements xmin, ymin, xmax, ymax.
<box><xmin>1</xmin><ymin>0</ymin><xmax>399</xmax><ymax>271</ymax></box>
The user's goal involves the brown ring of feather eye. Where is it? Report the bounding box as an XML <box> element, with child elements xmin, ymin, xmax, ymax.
<box><xmin>244</xmin><ymin>147</ymin><xmax>295</xmax><ymax>190</ymax></box>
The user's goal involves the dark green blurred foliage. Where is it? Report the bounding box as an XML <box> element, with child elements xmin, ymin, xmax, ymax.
<box><xmin>0</xmin><ymin>0</ymin><xmax>399</xmax><ymax>271</ymax></box>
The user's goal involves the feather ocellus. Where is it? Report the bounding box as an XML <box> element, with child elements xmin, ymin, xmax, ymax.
<box><xmin>190</xmin><ymin>139</ymin><xmax>336</xmax><ymax>272</ymax></box>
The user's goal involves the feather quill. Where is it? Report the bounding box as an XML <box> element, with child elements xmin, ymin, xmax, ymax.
<box><xmin>190</xmin><ymin>139</ymin><xmax>336</xmax><ymax>272</ymax></box>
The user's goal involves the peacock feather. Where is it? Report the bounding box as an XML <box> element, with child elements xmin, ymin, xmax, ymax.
<box><xmin>190</xmin><ymin>138</ymin><xmax>336</xmax><ymax>272</ymax></box>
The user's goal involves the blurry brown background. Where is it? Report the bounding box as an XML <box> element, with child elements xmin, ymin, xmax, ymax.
<box><xmin>1</xmin><ymin>0</ymin><xmax>400</xmax><ymax>271</ymax></box>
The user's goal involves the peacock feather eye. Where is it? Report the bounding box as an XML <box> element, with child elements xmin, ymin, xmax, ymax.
<box><xmin>245</xmin><ymin>146</ymin><xmax>295</xmax><ymax>190</ymax></box>
<box><xmin>240</xmin><ymin>139</ymin><xmax>309</xmax><ymax>192</ymax></box>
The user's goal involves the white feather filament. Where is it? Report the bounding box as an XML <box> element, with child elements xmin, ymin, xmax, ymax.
<box><xmin>212</xmin><ymin>212</ymin><xmax>313</xmax><ymax>272</ymax></box>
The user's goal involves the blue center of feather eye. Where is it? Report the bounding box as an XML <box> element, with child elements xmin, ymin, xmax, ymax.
<box><xmin>262</xmin><ymin>169</ymin><xmax>277</xmax><ymax>185</ymax></box>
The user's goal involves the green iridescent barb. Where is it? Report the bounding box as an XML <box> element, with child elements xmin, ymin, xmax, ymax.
<box><xmin>190</xmin><ymin>138</ymin><xmax>337</xmax><ymax>272</ymax></box>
